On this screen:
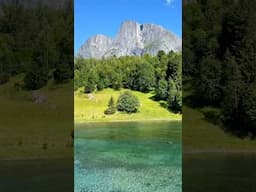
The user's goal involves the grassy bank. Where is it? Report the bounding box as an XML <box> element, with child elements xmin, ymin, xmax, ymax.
<box><xmin>0</xmin><ymin>76</ymin><xmax>73</xmax><ymax>159</ymax></box>
<box><xmin>183</xmin><ymin>78</ymin><xmax>256</xmax><ymax>153</ymax></box>
<box><xmin>183</xmin><ymin>106</ymin><xmax>256</xmax><ymax>153</ymax></box>
<box><xmin>75</xmin><ymin>88</ymin><xmax>181</xmax><ymax>122</ymax></box>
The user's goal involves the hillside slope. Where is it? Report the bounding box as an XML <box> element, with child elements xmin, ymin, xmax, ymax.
<box><xmin>75</xmin><ymin>88</ymin><xmax>181</xmax><ymax>122</ymax></box>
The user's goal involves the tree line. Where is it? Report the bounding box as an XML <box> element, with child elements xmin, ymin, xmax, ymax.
<box><xmin>0</xmin><ymin>1</ymin><xmax>73</xmax><ymax>90</ymax></box>
<box><xmin>184</xmin><ymin>0</ymin><xmax>256</xmax><ymax>136</ymax></box>
<box><xmin>75</xmin><ymin>51</ymin><xmax>182</xmax><ymax>113</ymax></box>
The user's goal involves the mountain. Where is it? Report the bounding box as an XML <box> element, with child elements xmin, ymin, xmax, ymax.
<box><xmin>78</xmin><ymin>21</ymin><xmax>181</xmax><ymax>59</ymax></box>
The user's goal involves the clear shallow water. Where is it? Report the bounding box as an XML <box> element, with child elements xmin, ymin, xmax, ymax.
<box><xmin>183</xmin><ymin>154</ymin><xmax>256</xmax><ymax>192</ymax></box>
<box><xmin>75</xmin><ymin>121</ymin><xmax>181</xmax><ymax>192</ymax></box>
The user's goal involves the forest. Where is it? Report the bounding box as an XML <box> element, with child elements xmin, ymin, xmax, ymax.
<box><xmin>184</xmin><ymin>0</ymin><xmax>256</xmax><ymax>136</ymax></box>
<box><xmin>0</xmin><ymin>0</ymin><xmax>73</xmax><ymax>89</ymax></box>
<box><xmin>75</xmin><ymin>51</ymin><xmax>182</xmax><ymax>113</ymax></box>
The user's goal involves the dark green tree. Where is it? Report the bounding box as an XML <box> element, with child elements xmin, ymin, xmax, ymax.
<box><xmin>222</xmin><ymin>51</ymin><xmax>242</xmax><ymax>125</ymax></box>
<box><xmin>133</xmin><ymin>61</ymin><xmax>155</xmax><ymax>92</ymax></box>
<box><xmin>104</xmin><ymin>96</ymin><xmax>116</xmax><ymax>115</ymax></box>
<box><xmin>167</xmin><ymin>79</ymin><xmax>182</xmax><ymax>113</ymax></box>
<box><xmin>196</xmin><ymin>57</ymin><xmax>222</xmax><ymax>105</ymax></box>
<box><xmin>155</xmin><ymin>78</ymin><xmax>168</xmax><ymax>100</ymax></box>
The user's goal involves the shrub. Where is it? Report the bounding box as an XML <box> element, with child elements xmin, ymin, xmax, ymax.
<box><xmin>53</xmin><ymin>66</ymin><xmax>72</xmax><ymax>83</ymax></box>
<box><xmin>84</xmin><ymin>84</ymin><xmax>95</xmax><ymax>93</ymax></box>
<box><xmin>104</xmin><ymin>107</ymin><xmax>115</xmax><ymax>115</ymax></box>
<box><xmin>24</xmin><ymin>70</ymin><xmax>48</xmax><ymax>90</ymax></box>
<box><xmin>0</xmin><ymin>73</ymin><xmax>9</xmax><ymax>85</ymax></box>
<box><xmin>200</xmin><ymin>107</ymin><xmax>222</xmax><ymax>125</ymax></box>
<box><xmin>117</xmin><ymin>91</ymin><xmax>140</xmax><ymax>113</ymax></box>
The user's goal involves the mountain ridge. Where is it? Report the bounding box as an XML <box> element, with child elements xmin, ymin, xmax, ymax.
<box><xmin>78</xmin><ymin>20</ymin><xmax>181</xmax><ymax>59</ymax></box>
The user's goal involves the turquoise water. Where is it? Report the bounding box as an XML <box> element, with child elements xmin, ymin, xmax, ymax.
<box><xmin>75</xmin><ymin>121</ymin><xmax>181</xmax><ymax>192</ymax></box>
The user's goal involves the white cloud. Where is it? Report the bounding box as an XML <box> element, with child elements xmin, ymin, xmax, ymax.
<box><xmin>165</xmin><ymin>0</ymin><xmax>175</xmax><ymax>7</ymax></box>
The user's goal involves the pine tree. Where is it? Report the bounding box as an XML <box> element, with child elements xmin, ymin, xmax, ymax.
<box><xmin>104</xmin><ymin>96</ymin><xmax>116</xmax><ymax>115</ymax></box>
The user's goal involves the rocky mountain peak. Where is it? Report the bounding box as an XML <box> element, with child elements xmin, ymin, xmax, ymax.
<box><xmin>78</xmin><ymin>20</ymin><xmax>181</xmax><ymax>59</ymax></box>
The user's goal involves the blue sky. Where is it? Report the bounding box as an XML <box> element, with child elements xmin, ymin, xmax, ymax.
<box><xmin>75</xmin><ymin>0</ymin><xmax>182</xmax><ymax>54</ymax></box>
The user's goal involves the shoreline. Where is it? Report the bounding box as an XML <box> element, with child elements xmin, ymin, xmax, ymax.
<box><xmin>0</xmin><ymin>157</ymin><xmax>73</xmax><ymax>161</ymax></box>
<box><xmin>75</xmin><ymin>118</ymin><xmax>182</xmax><ymax>124</ymax></box>
<box><xmin>184</xmin><ymin>149</ymin><xmax>256</xmax><ymax>155</ymax></box>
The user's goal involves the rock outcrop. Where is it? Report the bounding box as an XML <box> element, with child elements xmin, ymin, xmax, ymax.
<box><xmin>78</xmin><ymin>21</ymin><xmax>181</xmax><ymax>59</ymax></box>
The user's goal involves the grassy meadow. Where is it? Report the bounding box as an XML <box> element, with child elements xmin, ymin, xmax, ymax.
<box><xmin>183</xmin><ymin>106</ymin><xmax>256</xmax><ymax>153</ymax></box>
<box><xmin>75</xmin><ymin>88</ymin><xmax>181</xmax><ymax>123</ymax></box>
<box><xmin>183</xmin><ymin>78</ymin><xmax>256</xmax><ymax>153</ymax></box>
<box><xmin>0</xmin><ymin>75</ymin><xmax>73</xmax><ymax>159</ymax></box>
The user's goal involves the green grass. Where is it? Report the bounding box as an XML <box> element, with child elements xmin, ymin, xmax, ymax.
<box><xmin>75</xmin><ymin>88</ymin><xmax>181</xmax><ymax>122</ymax></box>
<box><xmin>0</xmin><ymin>75</ymin><xmax>73</xmax><ymax>159</ymax></box>
<box><xmin>183</xmin><ymin>78</ymin><xmax>256</xmax><ymax>153</ymax></box>
<box><xmin>183</xmin><ymin>106</ymin><xmax>256</xmax><ymax>152</ymax></box>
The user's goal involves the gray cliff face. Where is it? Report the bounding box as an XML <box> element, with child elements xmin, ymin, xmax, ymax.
<box><xmin>78</xmin><ymin>35</ymin><xmax>114</xmax><ymax>58</ymax></box>
<box><xmin>78</xmin><ymin>21</ymin><xmax>181</xmax><ymax>59</ymax></box>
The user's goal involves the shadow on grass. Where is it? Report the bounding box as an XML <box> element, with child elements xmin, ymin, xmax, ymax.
<box><xmin>149</xmin><ymin>95</ymin><xmax>181</xmax><ymax>114</ymax></box>
<box><xmin>185</xmin><ymin>93</ymin><xmax>255</xmax><ymax>139</ymax></box>
<box><xmin>183</xmin><ymin>79</ymin><xmax>256</xmax><ymax>139</ymax></box>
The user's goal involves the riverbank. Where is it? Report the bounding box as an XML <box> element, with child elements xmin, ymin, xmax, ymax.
<box><xmin>184</xmin><ymin>149</ymin><xmax>256</xmax><ymax>155</ymax></box>
<box><xmin>76</xmin><ymin>118</ymin><xmax>181</xmax><ymax>124</ymax></box>
<box><xmin>183</xmin><ymin>105</ymin><xmax>256</xmax><ymax>152</ymax></box>
<box><xmin>183</xmin><ymin>78</ymin><xmax>256</xmax><ymax>153</ymax></box>
<box><xmin>0</xmin><ymin>76</ymin><xmax>73</xmax><ymax>160</ymax></box>
<box><xmin>75</xmin><ymin>88</ymin><xmax>181</xmax><ymax>122</ymax></box>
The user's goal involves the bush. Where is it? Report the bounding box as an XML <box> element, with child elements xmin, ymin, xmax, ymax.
<box><xmin>104</xmin><ymin>107</ymin><xmax>116</xmax><ymax>115</ymax></box>
<box><xmin>0</xmin><ymin>73</ymin><xmax>9</xmax><ymax>85</ymax></box>
<box><xmin>24</xmin><ymin>70</ymin><xmax>48</xmax><ymax>90</ymax></box>
<box><xmin>53</xmin><ymin>66</ymin><xmax>72</xmax><ymax>83</ymax></box>
<box><xmin>117</xmin><ymin>91</ymin><xmax>140</xmax><ymax>113</ymax></box>
<box><xmin>84</xmin><ymin>84</ymin><xmax>95</xmax><ymax>93</ymax></box>
<box><xmin>200</xmin><ymin>107</ymin><xmax>222</xmax><ymax>125</ymax></box>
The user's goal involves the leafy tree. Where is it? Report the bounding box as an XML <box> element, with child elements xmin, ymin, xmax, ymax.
<box><xmin>53</xmin><ymin>61</ymin><xmax>72</xmax><ymax>83</ymax></box>
<box><xmin>167</xmin><ymin>79</ymin><xmax>182</xmax><ymax>113</ymax></box>
<box><xmin>24</xmin><ymin>30</ymin><xmax>49</xmax><ymax>90</ymax></box>
<box><xmin>0</xmin><ymin>2</ymin><xmax>73</xmax><ymax>90</ymax></box>
<box><xmin>196</xmin><ymin>57</ymin><xmax>222</xmax><ymax>105</ymax></box>
<box><xmin>166</xmin><ymin>52</ymin><xmax>180</xmax><ymax>80</ymax></box>
<box><xmin>24</xmin><ymin>65</ymin><xmax>48</xmax><ymax>90</ymax></box>
<box><xmin>84</xmin><ymin>81</ymin><xmax>96</xmax><ymax>94</ymax></box>
<box><xmin>74</xmin><ymin>69</ymin><xmax>81</xmax><ymax>90</ymax></box>
<box><xmin>222</xmin><ymin>50</ymin><xmax>242</xmax><ymax>125</ymax></box>
<box><xmin>242</xmin><ymin>85</ymin><xmax>256</xmax><ymax>134</ymax></box>
<box><xmin>74</xmin><ymin>52</ymin><xmax>181</xmax><ymax>113</ymax></box>
<box><xmin>133</xmin><ymin>61</ymin><xmax>155</xmax><ymax>92</ymax></box>
<box><xmin>84</xmin><ymin>64</ymin><xmax>98</xmax><ymax>93</ymax></box>
<box><xmin>183</xmin><ymin>0</ymin><xmax>256</xmax><ymax>135</ymax></box>
<box><xmin>111</xmin><ymin>71</ymin><xmax>123</xmax><ymax>90</ymax></box>
<box><xmin>117</xmin><ymin>91</ymin><xmax>140</xmax><ymax>113</ymax></box>
<box><xmin>155</xmin><ymin>78</ymin><xmax>168</xmax><ymax>100</ymax></box>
